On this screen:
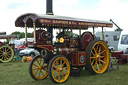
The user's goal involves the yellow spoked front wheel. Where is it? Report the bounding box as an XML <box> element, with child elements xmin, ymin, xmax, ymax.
<box><xmin>29</xmin><ymin>55</ymin><xmax>48</xmax><ymax>80</ymax></box>
<box><xmin>48</xmin><ymin>55</ymin><xmax>70</xmax><ymax>83</ymax></box>
<box><xmin>86</xmin><ymin>40</ymin><xmax>110</xmax><ymax>74</ymax></box>
<box><xmin>0</xmin><ymin>45</ymin><xmax>14</xmax><ymax>63</ymax></box>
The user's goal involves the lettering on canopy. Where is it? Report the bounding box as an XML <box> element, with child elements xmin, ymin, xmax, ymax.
<box><xmin>40</xmin><ymin>18</ymin><xmax>112</xmax><ymax>27</ymax></box>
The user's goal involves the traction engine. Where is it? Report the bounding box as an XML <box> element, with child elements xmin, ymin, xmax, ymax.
<box><xmin>29</xmin><ymin>29</ymin><xmax>110</xmax><ymax>83</ymax></box>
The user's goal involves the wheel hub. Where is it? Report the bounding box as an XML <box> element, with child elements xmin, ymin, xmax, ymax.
<box><xmin>37</xmin><ymin>66</ymin><xmax>42</xmax><ymax>70</ymax></box>
<box><xmin>3</xmin><ymin>52</ymin><xmax>7</xmax><ymax>55</ymax></box>
<box><xmin>96</xmin><ymin>54</ymin><xmax>100</xmax><ymax>58</ymax></box>
<box><xmin>57</xmin><ymin>67</ymin><xmax>63</xmax><ymax>72</ymax></box>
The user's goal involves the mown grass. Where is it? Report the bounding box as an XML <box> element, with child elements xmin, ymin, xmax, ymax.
<box><xmin>0</xmin><ymin>60</ymin><xmax>128</xmax><ymax>85</ymax></box>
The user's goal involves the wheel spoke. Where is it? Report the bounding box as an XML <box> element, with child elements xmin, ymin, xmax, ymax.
<box><xmin>33</xmin><ymin>63</ymin><xmax>38</xmax><ymax>67</ymax></box>
<box><xmin>36</xmin><ymin>59</ymin><xmax>41</xmax><ymax>66</ymax></box>
<box><xmin>96</xmin><ymin>43</ymin><xmax>100</xmax><ymax>51</ymax></box>
<box><xmin>55</xmin><ymin>60</ymin><xmax>59</xmax><ymax>67</ymax></box>
<box><xmin>34</xmin><ymin>69</ymin><xmax>39</xmax><ymax>76</ymax></box>
<box><xmin>54</xmin><ymin>72</ymin><xmax>59</xmax><ymax>79</ymax></box>
<box><xmin>6</xmin><ymin>55</ymin><xmax>9</xmax><ymax>59</ymax></box>
<box><xmin>53</xmin><ymin>64</ymin><xmax>58</xmax><ymax>69</ymax></box>
<box><xmin>62</xmin><ymin>62</ymin><xmax>66</xmax><ymax>66</ymax></box>
<box><xmin>6</xmin><ymin>48</ymin><xmax>10</xmax><ymax>52</ymax></box>
<box><xmin>98</xmin><ymin>46</ymin><xmax>101</xmax><ymax>54</ymax></box>
<box><xmin>91</xmin><ymin>50</ymin><xmax>95</xmax><ymax>56</ymax></box>
<box><xmin>1</xmin><ymin>56</ymin><xmax>4</xmax><ymax>60</ymax></box>
<box><xmin>40</xmin><ymin>58</ymin><xmax>42</xmax><ymax>65</ymax></box>
<box><xmin>40</xmin><ymin>70</ymin><xmax>44</xmax><ymax>76</ymax></box>
<box><xmin>5</xmin><ymin>48</ymin><xmax>7</xmax><ymax>52</ymax></box>
<box><xmin>97</xmin><ymin>64</ymin><xmax>100</xmax><ymax>71</ymax></box>
<box><xmin>42</xmin><ymin>65</ymin><xmax>48</xmax><ymax>72</ymax></box>
<box><xmin>62</xmin><ymin>67</ymin><xmax>67</xmax><ymax>70</ymax></box>
<box><xmin>99</xmin><ymin>50</ymin><xmax>106</xmax><ymax>55</ymax></box>
<box><xmin>0</xmin><ymin>49</ymin><xmax>3</xmax><ymax>52</ymax></box>
<box><xmin>93</xmin><ymin>61</ymin><xmax>97</xmax><ymax>68</ymax></box>
<box><xmin>60</xmin><ymin>59</ymin><xmax>62</xmax><ymax>66</ymax></box>
<box><xmin>91</xmin><ymin>56</ymin><xmax>96</xmax><ymax>59</ymax></box>
<box><xmin>61</xmin><ymin>72</ymin><xmax>64</xmax><ymax>80</ymax></box>
<box><xmin>100</xmin><ymin>59</ymin><xmax>106</xmax><ymax>64</ymax></box>
<box><xmin>4</xmin><ymin>56</ymin><xmax>6</xmax><ymax>60</ymax></box>
<box><xmin>38</xmin><ymin>70</ymin><xmax>41</xmax><ymax>78</ymax></box>
<box><xmin>7</xmin><ymin>51</ymin><xmax>11</xmax><ymax>55</ymax></box>
<box><xmin>93</xmin><ymin>48</ymin><xmax>97</xmax><ymax>55</ymax></box>
<box><xmin>99</xmin><ymin>60</ymin><xmax>102</xmax><ymax>67</ymax></box>
<box><xmin>62</xmin><ymin>71</ymin><xmax>67</xmax><ymax>74</ymax></box>
<box><xmin>6</xmin><ymin>54</ymin><xmax>9</xmax><ymax>58</ymax></box>
<box><xmin>41</xmin><ymin>60</ymin><xmax>45</xmax><ymax>67</ymax></box>
<box><xmin>99</xmin><ymin>56</ymin><xmax>105</xmax><ymax>58</ymax></box>
<box><xmin>91</xmin><ymin>59</ymin><xmax>95</xmax><ymax>65</ymax></box>
<box><xmin>32</xmin><ymin>68</ymin><xmax>38</xmax><ymax>70</ymax></box>
<box><xmin>52</xmin><ymin>70</ymin><xmax>57</xmax><ymax>74</ymax></box>
<box><xmin>58</xmin><ymin>72</ymin><xmax>60</xmax><ymax>81</ymax></box>
<box><xmin>2</xmin><ymin>48</ymin><xmax>4</xmax><ymax>52</ymax></box>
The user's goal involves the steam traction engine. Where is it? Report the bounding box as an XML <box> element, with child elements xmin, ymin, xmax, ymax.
<box><xmin>0</xmin><ymin>32</ymin><xmax>16</xmax><ymax>63</ymax></box>
<box><xmin>15</xmin><ymin>13</ymin><xmax>113</xmax><ymax>83</ymax></box>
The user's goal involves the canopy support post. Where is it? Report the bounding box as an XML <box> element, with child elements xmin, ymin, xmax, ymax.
<box><xmin>33</xmin><ymin>23</ymin><xmax>36</xmax><ymax>44</ymax></box>
<box><xmin>25</xmin><ymin>23</ymin><xmax>27</xmax><ymax>44</ymax></box>
<box><xmin>71</xmin><ymin>27</ymin><xmax>72</xmax><ymax>36</ymax></box>
<box><xmin>59</xmin><ymin>29</ymin><xmax>61</xmax><ymax>33</ymax></box>
<box><xmin>79</xmin><ymin>27</ymin><xmax>81</xmax><ymax>37</ymax></box>
<box><xmin>93</xmin><ymin>27</ymin><xmax>95</xmax><ymax>35</ymax></box>
<box><xmin>102</xmin><ymin>27</ymin><xmax>104</xmax><ymax>40</ymax></box>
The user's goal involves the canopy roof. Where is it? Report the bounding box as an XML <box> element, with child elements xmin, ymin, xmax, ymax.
<box><xmin>15</xmin><ymin>13</ymin><xmax>113</xmax><ymax>29</ymax></box>
<box><xmin>0</xmin><ymin>35</ymin><xmax>17</xmax><ymax>39</ymax></box>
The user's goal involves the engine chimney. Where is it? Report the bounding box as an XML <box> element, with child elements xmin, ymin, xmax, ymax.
<box><xmin>46</xmin><ymin>0</ymin><xmax>53</xmax><ymax>44</ymax></box>
<box><xmin>46</xmin><ymin>0</ymin><xmax>54</xmax><ymax>15</ymax></box>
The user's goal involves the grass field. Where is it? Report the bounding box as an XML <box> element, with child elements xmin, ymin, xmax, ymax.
<box><xmin>0</xmin><ymin>60</ymin><xmax>128</xmax><ymax>85</ymax></box>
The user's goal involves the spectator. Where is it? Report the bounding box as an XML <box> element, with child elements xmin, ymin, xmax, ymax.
<box><xmin>125</xmin><ymin>48</ymin><xmax>128</xmax><ymax>54</ymax></box>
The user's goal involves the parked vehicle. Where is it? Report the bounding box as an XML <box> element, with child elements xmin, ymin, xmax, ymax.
<box><xmin>15</xmin><ymin>13</ymin><xmax>113</xmax><ymax>83</ymax></box>
<box><xmin>19</xmin><ymin>47</ymin><xmax>40</xmax><ymax>57</ymax></box>
<box><xmin>95</xmin><ymin>31</ymin><xmax>120</xmax><ymax>50</ymax></box>
<box><xmin>118</xmin><ymin>29</ymin><xmax>128</xmax><ymax>52</ymax></box>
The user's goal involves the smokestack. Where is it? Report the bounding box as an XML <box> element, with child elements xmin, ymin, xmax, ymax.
<box><xmin>46</xmin><ymin>0</ymin><xmax>54</xmax><ymax>15</ymax></box>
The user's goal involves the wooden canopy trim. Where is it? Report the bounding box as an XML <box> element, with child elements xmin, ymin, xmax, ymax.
<box><xmin>0</xmin><ymin>35</ymin><xmax>17</xmax><ymax>39</ymax></box>
<box><xmin>15</xmin><ymin>13</ymin><xmax>113</xmax><ymax>29</ymax></box>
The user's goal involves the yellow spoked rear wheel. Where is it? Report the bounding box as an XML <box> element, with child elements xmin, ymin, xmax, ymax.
<box><xmin>0</xmin><ymin>45</ymin><xmax>14</xmax><ymax>63</ymax></box>
<box><xmin>86</xmin><ymin>40</ymin><xmax>109</xmax><ymax>74</ymax></box>
<box><xmin>48</xmin><ymin>55</ymin><xmax>70</xmax><ymax>83</ymax></box>
<box><xmin>29</xmin><ymin>55</ymin><xmax>48</xmax><ymax>80</ymax></box>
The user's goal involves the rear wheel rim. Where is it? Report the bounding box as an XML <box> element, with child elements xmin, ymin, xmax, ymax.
<box><xmin>31</xmin><ymin>56</ymin><xmax>48</xmax><ymax>79</ymax></box>
<box><xmin>0</xmin><ymin>45</ymin><xmax>14</xmax><ymax>63</ymax></box>
<box><xmin>90</xmin><ymin>41</ymin><xmax>109</xmax><ymax>74</ymax></box>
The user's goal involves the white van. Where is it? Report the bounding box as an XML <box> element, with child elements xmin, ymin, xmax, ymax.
<box><xmin>118</xmin><ymin>29</ymin><xmax>128</xmax><ymax>52</ymax></box>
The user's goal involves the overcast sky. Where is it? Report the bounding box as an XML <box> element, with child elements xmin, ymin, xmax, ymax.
<box><xmin>0</xmin><ymin>0</ymin><xmax>128</xmax><ymax>34</ymax></box>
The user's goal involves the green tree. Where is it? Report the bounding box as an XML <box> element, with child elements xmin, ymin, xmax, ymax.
<box><xmin>11</xmin><ymin>31</ymin><xmax>32</xmax><ymax>39</ymax></box>
<box><xmin>64</xmin><ymin>30</ymin><xmax>78</xmax><ymax>37</ymax></box>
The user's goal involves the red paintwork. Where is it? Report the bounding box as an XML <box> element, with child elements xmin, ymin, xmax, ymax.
<box><xmin>111</xmin><ymin>51</ymin><xmax>124</xmax><ymax>59</ymax></box>
<box><xmin>58</xmin><ymin>47</ymin><xmax>78</xmax><ymax>56</ymax></box>
<box><xmin>35</xmin><ymin>30</ymin><xmax>51</xmax><ymax>45</ymax></box>
<box><xmin>69</xmin><ymin>51</ymin><xmax>86</xmax><ymax>66</ymax></box>
<box><xmin>15</xmin><ymin>42</ymin><xmax>26</xmax><ymax>50</ymax></box>
<box><xmin>70</xmin><ymin>38</ymin><xmax>80</xmax><ymax>48</ymax></box>
<box><xmin>111</xmin><ymin>51</ymin><xmax>128</xmax><ymax>65</ymax></box>
<box><xmin>81</xmin><ymin>32</ymin><xmax>94</xmax><ymax>50</ymax></box>
<box><xmin>37</xmin><ymin>45</ymin><xmax>54</xmax><ymax>51</ymax></box>
<box><xmin>0</xmin><ymin>42</ymin><xmax>3</xmax><ymax>46</ymax></box>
